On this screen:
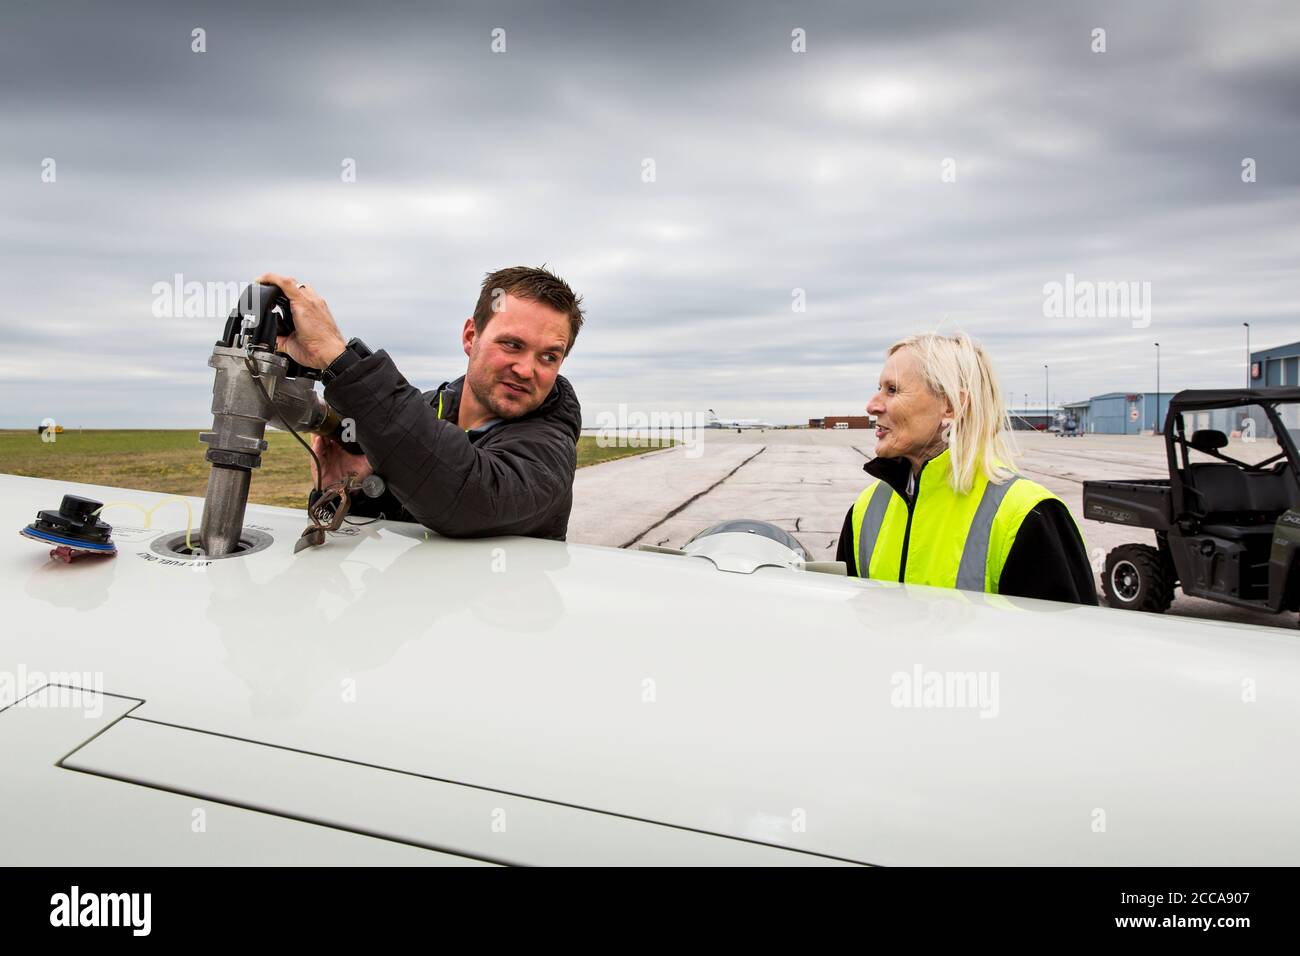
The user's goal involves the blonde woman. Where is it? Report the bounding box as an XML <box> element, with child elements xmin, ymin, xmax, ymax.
<box><xmin>836</xmin><ymin>333</ymin><xmax>1097</xmax><ymax>604</ymax></box>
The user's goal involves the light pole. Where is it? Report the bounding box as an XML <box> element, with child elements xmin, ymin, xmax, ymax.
<box><xmin>1154</xmin><ymin>342</ymin><xmax>1160</xmax><ymax>433</ymax></box>
<box><xmin>1243</xmin><ymin>322</ymin><xmax>1251</xmax><ymax>388</ymax></box>
<box><xmin>1044</xmin><ymin>365</ymin><xmax>1049</xmax><ymax>432</ymax></box>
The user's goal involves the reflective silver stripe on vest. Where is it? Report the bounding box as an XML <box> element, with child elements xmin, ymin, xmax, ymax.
<box><xmin>955</xmin><ymin>477</ymin><xmax>1019</xmax><ymax>591</ymax></box>
<box><xmin>856</xmin><ymin>483</ymin><xmax>893</xmax><ymax>576</ymax></box>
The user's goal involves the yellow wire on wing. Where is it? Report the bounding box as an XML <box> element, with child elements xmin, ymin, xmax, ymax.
<box><xmin>93</xmin><ymin>497</ymin><xmax>196</xmax><ymax>553</ymax></box>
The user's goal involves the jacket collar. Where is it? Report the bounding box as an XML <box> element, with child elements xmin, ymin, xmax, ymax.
<box><xmin>864</xmin><ymin>446</ymin><xmax>952</xmax><ymax>502</ymax></box>
<box><xmin>433</xmin><ymin>378</ymin><xmax>463</xmax><ymax>424</ymax></box>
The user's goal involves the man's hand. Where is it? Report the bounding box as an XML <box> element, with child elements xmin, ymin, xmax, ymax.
<box><xmin>255</xmin><ymin>272</ymin><xmax>348</xmax><ymax>370</ymax></box>
<box><xmin>311</xmin><ymin>433</ymin><xmax>374</xmax><ymax>489</ymax></box>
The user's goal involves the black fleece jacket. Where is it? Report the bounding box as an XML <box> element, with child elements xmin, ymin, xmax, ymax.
<box><xmin>318</xmin><ymin>350</ymin><xmax>582</xmax><ymax>541</ymax></box>
<box><xmin>835</xmin><ymin>455</ymin><xmax>1099</xmax><ymax>605</ymax></box>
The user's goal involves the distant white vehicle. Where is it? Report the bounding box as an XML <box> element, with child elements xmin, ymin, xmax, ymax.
<box><xmin>706</xmin><ymin>409</ymin><xmax>775</xmax><ymax>430</ymax></box>
<box><xmin>5</xmin><ymin>472</ymin><xmax>1300</xmax><ymax>865</ymax></box>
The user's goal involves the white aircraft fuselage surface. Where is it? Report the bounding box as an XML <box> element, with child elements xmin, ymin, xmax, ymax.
<box><xmin>4</xmin><ymin>473</ymin><xmax>1299</xmax><ymax>866</ymax></box>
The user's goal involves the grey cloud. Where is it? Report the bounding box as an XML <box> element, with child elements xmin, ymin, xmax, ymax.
<box><xmin>1</xmin><ymin>0</ymin><xmax>1298</xmax><ymax>427</ymax></box>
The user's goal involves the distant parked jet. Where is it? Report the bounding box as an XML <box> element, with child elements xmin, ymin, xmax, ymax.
<box><xmin>706</xmin><ymin>409</ymin><xmax>775</xmax><ymax>430</ymax></box>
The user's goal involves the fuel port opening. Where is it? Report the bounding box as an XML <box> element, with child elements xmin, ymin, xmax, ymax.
<box><xmin>151</xmin><ymin>529</ymin><xmax>273</xmax><ymax>561</ymax></box>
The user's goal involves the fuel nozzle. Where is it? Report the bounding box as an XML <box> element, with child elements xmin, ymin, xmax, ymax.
<box><xmin>198</xmin><ymin>283</ymin><xmax>338</xmax><ymax>557</ymax></box>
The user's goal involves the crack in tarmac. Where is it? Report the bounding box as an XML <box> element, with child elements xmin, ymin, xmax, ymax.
<box><xmin>620</xmin><ymin>446</ymin><xmax>768</xmax><ymax>549</ymax></box>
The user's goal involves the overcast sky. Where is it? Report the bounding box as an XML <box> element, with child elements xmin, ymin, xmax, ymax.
<box><xmin>2</xmin><ymin>0</ymin><xmax>1298</xmax><ymax>427</ymax></box>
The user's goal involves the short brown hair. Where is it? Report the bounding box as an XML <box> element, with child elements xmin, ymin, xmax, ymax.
<box><xmin>472</xmin><ymin>265</ymin><xmax>585</xmax><ymax>355</ymax></box>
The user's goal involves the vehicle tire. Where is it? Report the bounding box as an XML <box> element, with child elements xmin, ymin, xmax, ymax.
<box><xmin>1102</xmin><ymin>544</ymin><xmax>1175</xmax><ymax>613</ymax></box>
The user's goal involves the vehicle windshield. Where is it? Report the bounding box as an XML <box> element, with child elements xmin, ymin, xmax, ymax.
<box><xmin>684</xmin><ymin>519</ymin><xmax>808</xmax><ymax>558</ymax></box>
<box><xmin>1181</xmin><ymin>402</ymin><xmax>1297</xmax><ymax>469</ymax></box>
<box><xmin>1278</xmin><ymin>400</ymin><xmax>1300</xmax><ymax>451</ymax></box>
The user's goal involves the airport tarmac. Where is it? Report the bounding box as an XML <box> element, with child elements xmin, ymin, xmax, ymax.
<box><xmin>571</xmin><ymin>428</ymin><xmax>1296</xmax><ymax>631</ymax></box>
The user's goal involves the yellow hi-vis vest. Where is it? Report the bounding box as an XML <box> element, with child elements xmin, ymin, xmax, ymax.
<box><xmin>849</xmin><ymin>448</ymin><xmax>1060</xmax><ymax>593</ymax></box>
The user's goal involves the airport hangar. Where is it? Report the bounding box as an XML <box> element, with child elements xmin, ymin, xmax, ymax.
<box><xmin>1253</xmin><ymin>339</ymin><xmax>1300</xmax><ymax>388</ymax></box>
<box><xmin>1056</xmin><ymin>339</ymin><xmax>1300</xmax><ymax>436</ymax></box>
<box><xmin>807</xmin><ymin>340</ymin><xmax>1300</xmax><ymax>436</ymax></box>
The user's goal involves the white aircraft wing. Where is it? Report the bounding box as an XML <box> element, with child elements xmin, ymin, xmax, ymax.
<box><xmin>4</xmin><ymin>473</ymin><xmax>1299</xmax><ymax>865</ymax></box>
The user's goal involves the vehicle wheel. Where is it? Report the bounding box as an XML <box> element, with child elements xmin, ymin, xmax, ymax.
<box><xmin>1102</xmin><ymin>544</ymin><xmax>1175</xmax><ymax>613</ymax></box>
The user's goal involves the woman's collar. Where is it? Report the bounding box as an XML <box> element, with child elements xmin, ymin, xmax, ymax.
<box><xmin>918</xmin><ymin>446</ymin><xmax>953</xmax><ymax>481</ymax></box>
<box><xmin>864</xmin><ymin>445</ymin><xmax>952</xmax><ymax>498</ymax></box>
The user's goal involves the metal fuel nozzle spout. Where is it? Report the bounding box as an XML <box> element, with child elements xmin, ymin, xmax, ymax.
<box><xmin>197</xmin><ymin>283</ymin><xmax>340</xmax><ymax>557</ymax></box>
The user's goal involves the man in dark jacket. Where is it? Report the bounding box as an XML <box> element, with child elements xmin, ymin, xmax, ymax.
<box><xmin>255</xmin><ymin>266</ymin><xmax>584</xmax><ymax>541</ymax></box>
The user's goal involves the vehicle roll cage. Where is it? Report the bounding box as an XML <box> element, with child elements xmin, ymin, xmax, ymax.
<box><xmin>1163</xmin><ymin>388</ymin><xmax>1300</xmax><ymax>524</ymax></box>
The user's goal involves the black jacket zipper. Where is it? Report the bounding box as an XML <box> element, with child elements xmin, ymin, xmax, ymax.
<box><xmin>859</xmin><ymin>452</ymin><xmax>930</xmax><ymax>583</ymax></box>
<box><xmin>897</xmin><ymin>502</ymin><xmax>915</xmax><ymax>581</ymax></box>
<box><xmin>897</xmin><ymin>459</ymin><xmax>929</xmax><ymax>582</ymax></box>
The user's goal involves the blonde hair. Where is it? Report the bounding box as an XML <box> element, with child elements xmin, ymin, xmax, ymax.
<box><xmin>886</xmin><ymin>332</ymin><xmax>1019</xmax><ymax>494</ymax></box>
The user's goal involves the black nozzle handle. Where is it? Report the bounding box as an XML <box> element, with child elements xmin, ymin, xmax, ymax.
<box><xmin>217</xmin><ymin>283</ymin><xmax>320</xmax><ymax>379</ymax></box>
<box><xmin>219</xmin><ymin>283</ymin><xmax>295</xmax><ymax>349</ymax></box>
